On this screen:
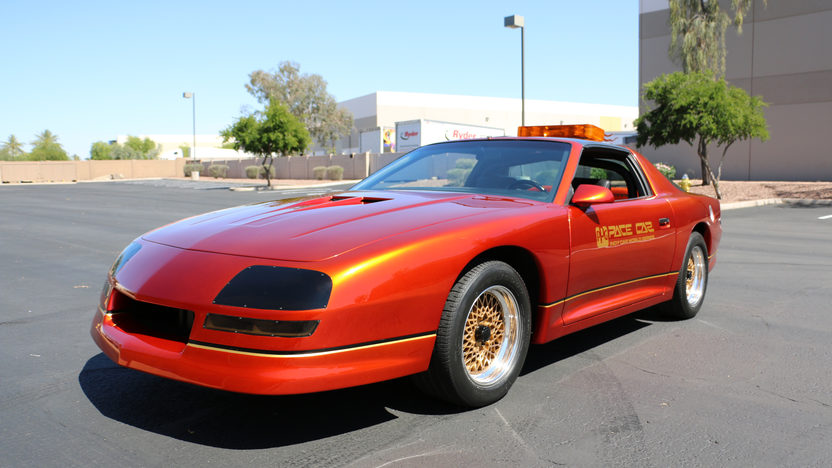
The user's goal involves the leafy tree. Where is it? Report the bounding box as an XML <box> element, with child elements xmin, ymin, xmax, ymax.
<box><xmin>28</xmin><ymin>129</ymin><xmax>68</xmax><ymax>161</ymax></box>
<box><xmin>668</xmin><ymin>0</ymin><xmax>765</xmax><ymax>184</ymax></box>
<box><xmin>221</xmin><ymin>100</ymin><xmax>310</xmax><ymax>187</ymax></box>
<box><xmin>246</xmin><ymin>61</ymin><xmax>353</xmax><ymax>152</ymax></box>
<box><xmin>90</xmin><ymin>141</ymin><xmax>113</xmax><ymax>160</ymax></box>
<box><xmin>124</xmin><ymin>136</ymin><xmax>160</xmax><ymax>158</ymax></box>
<box><xmin>89</xmin><ymin>136</ymin><xmax>160</xmax><ymax>160</ymax></box>
<box><xmin>635</xmin><ymin>72</ymin><xmax>768</xmax><ymax>200</ymax></box>
<box><xmin>2</xmin><ymin>135</ymin><xmax>25</xmax><ymax>159</ymax></box>
<box><xmin>110</xmin><ymin>145</ymin><xmax>144</xmax><ymax>160</ymax></box>
<box><xmin>669</xmin><ymin>0</ymin><xmax>761</xmax><ymax>77</ymax></box>
<box><xmin>179</xmin><ymin>145</ymin><xmax>191</xmax><ymax>159</ymax></box>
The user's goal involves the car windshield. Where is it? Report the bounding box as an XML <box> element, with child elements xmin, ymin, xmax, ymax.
<box><xmin>352</xmin><ymin>140</ymin><xmax>571</xmax><ymax>202</ymax></box>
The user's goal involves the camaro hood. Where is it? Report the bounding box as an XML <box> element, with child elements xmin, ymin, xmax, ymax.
<box><xmin>142</xmin><ymin>190</ymin><xmax>534</xmax><ymax>262</ymax></box>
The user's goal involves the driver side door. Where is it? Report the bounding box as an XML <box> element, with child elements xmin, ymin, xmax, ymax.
<box><xmin>563</xmin><ymin>151</ymin><xmax>676</xmax><ymax>325</ymax></box>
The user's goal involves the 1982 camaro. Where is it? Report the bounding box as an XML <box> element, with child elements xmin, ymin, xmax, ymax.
<box><xmin>91</xmin><ymin>124</ymin><xmax>721</xmax><ymax>407</ymax></box>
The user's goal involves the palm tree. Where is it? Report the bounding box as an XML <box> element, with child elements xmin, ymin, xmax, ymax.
<box><xmin>2</xmin><ymin>134</ymin><xmax>24</xmax><ymax>158</ymax></box>
<box><xmin>32</xmin><ymin>129</ymin><xmax>58</xmax><ymax>147</ymax></box>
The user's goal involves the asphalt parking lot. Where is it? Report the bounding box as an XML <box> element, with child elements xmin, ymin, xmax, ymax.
<box><xmin>1</xmin><ymin>182</ymin><xmax>830</xmax><ymax>467</ymax></box>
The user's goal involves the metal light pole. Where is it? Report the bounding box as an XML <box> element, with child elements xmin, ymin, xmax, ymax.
<box><xmin>182</xmin><ymin>92</ymin><xmax>195</xmax><ymax>160</ymax></box>
<box><xmin>504</xmin><ymin>15</ymin><xmax>525</xmax><ymax>126</ymax></box>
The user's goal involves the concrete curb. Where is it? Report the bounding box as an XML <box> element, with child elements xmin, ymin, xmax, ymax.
<box><xmin>721</xmin><ymin>198</ymin><xmax>784</xmax><ymax>210</ymax></box>
<box><xmin>722</xmin><ymin>198</ymin><xmax>832</xmax><ymax>210</ymax></box>
<box><xmin>781</xmin><ymin>198</ymin><xmax>832</xmax><ymax>207</ymax></box>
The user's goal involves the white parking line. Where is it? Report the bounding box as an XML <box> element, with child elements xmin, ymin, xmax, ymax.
<box><xmin>818</xmin><ymin>214</ymin><xmax>832</xmax><ymax>220</ymax></box>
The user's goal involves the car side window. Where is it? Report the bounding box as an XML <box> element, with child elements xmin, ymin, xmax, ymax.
<box><xmin>573</xmin><ymin>152</ymin><xmax>651</xmax><ymax>200</ymax></box>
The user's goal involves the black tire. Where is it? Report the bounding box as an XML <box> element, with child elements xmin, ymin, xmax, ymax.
<box><xmin>413</xmin><ymin>261</ymin><xmax>531</xmax><ymax>407</ymax></box>
<box><xmin>663</xmin><ymin>232</ymin><xmax>708</xmax><ymax>319</ymax></box>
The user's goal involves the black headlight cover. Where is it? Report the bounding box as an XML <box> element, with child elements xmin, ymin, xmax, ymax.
<box><xmin>203</xmin><ymin>313</ymin><xmax>318</xmax><ymax>337</ymax></box>
<box><xmin>213</xmin><ymin>266</ymin><xmax>332</xmax><ymax>310</ymax></box>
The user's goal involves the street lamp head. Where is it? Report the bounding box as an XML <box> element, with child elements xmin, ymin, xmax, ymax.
<box><xmin>183</xmin><ymin>92</ymin><xmax>193</xmax><ymax>99</ymax></box>
<box><xmin>504</xmin><ymin>15</ymin><xmax>524</xmax><ymax>29</ymax></box>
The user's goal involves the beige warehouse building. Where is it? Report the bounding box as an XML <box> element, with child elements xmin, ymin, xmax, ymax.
<box><xmin>639</xmin><ymin>0</ymin><xmax>832</xmax><ymax>180</ymax></box>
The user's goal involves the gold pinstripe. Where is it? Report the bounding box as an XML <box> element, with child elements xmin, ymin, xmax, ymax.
<box><xmin>186</xmin><ymin>333</ymin><xmax>436</xmax><ymax>359</ymax></box>
<box><xmin>540</xmin><ymin>271</ymin><xmax>679</xmax><ymax>309</ymax></box>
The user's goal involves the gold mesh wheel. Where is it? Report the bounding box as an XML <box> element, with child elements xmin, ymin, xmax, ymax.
<box><xmin>685</xmin><ymin>245</ymin><xmax>706</xmax><ymax>306</ymax></box>
<box><xmin>461</xmin><ymin>285</ymin><xmax>521</xmax><ymax>386</ymax></box>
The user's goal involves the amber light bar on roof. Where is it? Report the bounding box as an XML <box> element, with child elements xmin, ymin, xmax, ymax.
<box><xmin>518</xmin><ymin>124</ymin><xmax>608</xmax><ymax>142</ymax></box>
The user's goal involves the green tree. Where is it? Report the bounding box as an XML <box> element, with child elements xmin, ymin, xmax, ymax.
<box><xmin>2</xmin><ymin>135</ymin><xmax>25</xmax><ymax>159</ymax></box>
<box><xmin>221</xmin><ymin>100</ymin><xmax>310</xmax><ymax>187</ymax></box>
<box><xmin>90</xmin><ymin>136</ymin><xmax>160</xmax><ymax>160</ymax></box>
<box><xmin>635</xmin><ymin>72</ymin><xmax>768</xmax><ymax>200</ymax></box>
<box><xmin>669</xmin><ymin>0</ymin><xmax>759</xmax><ymax>76</ymax></box>
<box><xmin>668</xmin><ymin>0</ymin><xmax>764</xmax><ymax>184</ymax></box>
<box><xmin>124</xmin><ymin>136</ymin><xmax>160</xmax><ymax>158</ymax></box>
<box><xmin>179</xmin><ymin>145</ymin><xmax>191</xmax><ymax>159</ymax></box>
<box><xmin>246</xmin><ymin>61</ymin><xmax>353</xmax><ymax>153</ymax></box>
<box><xmin>90</xmin><ymin>141</ymin><xmax>113</xmax><ymax>160</ymax></box>
<box><xmin>28</xmin><ymin>130</ymin><xmax>68</xmax><ymax>161</ymax></box>
<box><xmin>110</xmin><ymin>145</ymin><xmax>143</xmax><ymax>160</ymax></box>
<box><xmin>32</xmin><ymin>129</ymin><xmax>58</xmax><ymax>147</ymax></box>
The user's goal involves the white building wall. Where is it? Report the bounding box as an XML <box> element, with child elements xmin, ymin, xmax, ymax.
<box><xmin>329</xmin><ymin>91</ymin><xmax>638</xmax><ymax>155</ymax></box>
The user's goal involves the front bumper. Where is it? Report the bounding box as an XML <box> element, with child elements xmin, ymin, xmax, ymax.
<box><xmin>91</xmin><ymin>308</ymin><xmax>435</xmax><ymax>395</ymax></box>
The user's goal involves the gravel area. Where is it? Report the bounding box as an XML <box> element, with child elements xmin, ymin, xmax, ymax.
<box><xmin>686</xmin><ymin>180</ymin><xmax>832</xmax><ymax>202</ymax></box>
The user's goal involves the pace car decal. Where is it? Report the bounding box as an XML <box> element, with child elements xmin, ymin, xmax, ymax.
<box><xmin>595</xmin><ymin>221</ymin><xmax>655</xmax><ymax>248</ymax></box>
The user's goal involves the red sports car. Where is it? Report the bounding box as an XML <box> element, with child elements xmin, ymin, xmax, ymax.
<box><xmin>91</xmin><ymin>125</ymin><xmax>721</xmax><ymax>407</ymax></box>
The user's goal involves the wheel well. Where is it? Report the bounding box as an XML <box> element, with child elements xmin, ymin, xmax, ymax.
<box><xmin>459</xmin><ymin>246</ymin><xmax>541</xmax><ymax>309</ymax></box>
<box><xmin>692</xmin><ymin>222</ymin><xmax>711</xmax><ymax>254</ymax></box>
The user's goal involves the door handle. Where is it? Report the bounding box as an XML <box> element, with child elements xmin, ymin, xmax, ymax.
<box><xmin>658</xmin><ymin>217</ymin><xmax>671</xmax><ymax>228</ymax></box>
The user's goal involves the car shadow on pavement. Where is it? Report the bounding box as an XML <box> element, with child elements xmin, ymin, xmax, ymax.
<box><xmin>521</xmin><ymin>311</ymin><xmax>658</xmax><ymax>375</ymax></box>
<box><xmin>78</xmin><ymin>353</ymin><xmax>458</xmax><ymax>449</ymax></box>
<box><xmin>80</xmin><ymin>307</ymin><xmax>668</xmax><ymax>449</ymax></box>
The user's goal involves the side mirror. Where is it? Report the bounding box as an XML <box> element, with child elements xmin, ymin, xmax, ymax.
<box><xmin>571</xmin><ymin>184</ymin><xmax>615</xmax><ymax>208</ymax></box>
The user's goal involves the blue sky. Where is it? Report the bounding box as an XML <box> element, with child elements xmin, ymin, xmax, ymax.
<box><xmin>1</xmin><ymin>0</ymin><xmax>639</xmax><ymax>158</ymax></box>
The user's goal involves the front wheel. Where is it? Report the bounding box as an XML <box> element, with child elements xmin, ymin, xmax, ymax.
<box><xmin>414</xmin><ymin>261</ymin><xmax>531</xmax><ymax>407</ymax></box>
<box><xmin>662</xmin><ymin>232</ymin><xmax>708</xmax><ymax>319</ymax></box>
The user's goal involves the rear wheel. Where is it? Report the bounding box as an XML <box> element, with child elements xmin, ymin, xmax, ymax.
<box><xmin>663</xmin><ymin>232</ymin><xmax>708</xmax><ymax>319</ymax></box>
<box><xmin>414</xmin><ymin>261</ymin><xmax>531</xmax><ymax>407</ymax></box>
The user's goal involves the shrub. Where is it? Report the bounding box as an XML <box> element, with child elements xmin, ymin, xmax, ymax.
<box><xmin>184</xmin><ymin>163</ymin><xmax>203</xmax><ymax>177</ymax></box>
<box><xmin>654</xmin><ymin>162</ymin><xmax>677</xmax><ymax>180</ymax></box>
<box><xmin>207</xmin><ymin>164</ymin><xmax>229</xmax><ymax>179</ymax></box>
<box><xmin>245</xmin><ymin>165</ymin><xmax>260</xmax><ymax>179</ymax></box>
<box><xmin>245</xmin><ymin>165</ymin><xmax>275</xmax><ymax>179</ymax></box>
<box><xmin>326</xmin><ymin>165</ymin><xmax>344</xmax><ymax>180</ymax></box>
<box><xmin>313</xmin><ymin>166</ymin><xmax>327</xmax><ymax>180</ymax></box>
